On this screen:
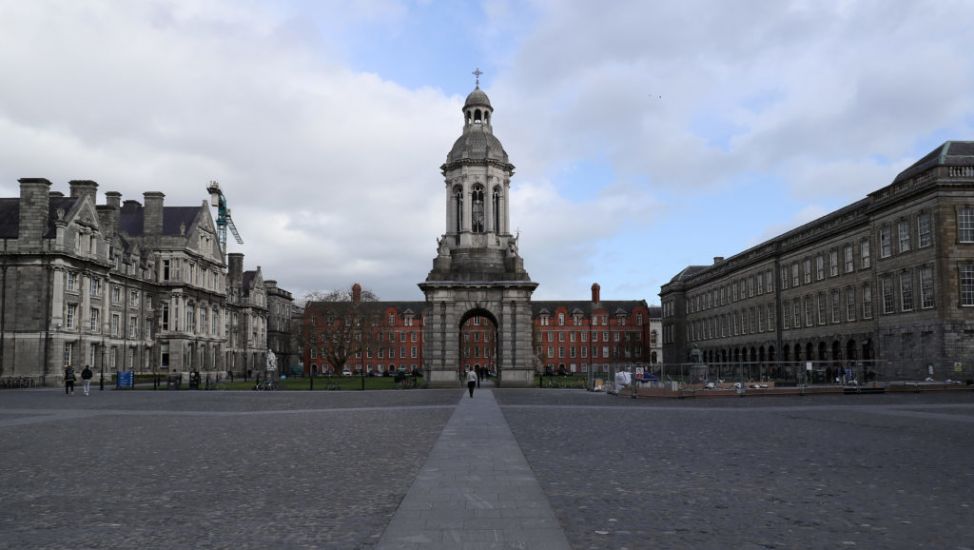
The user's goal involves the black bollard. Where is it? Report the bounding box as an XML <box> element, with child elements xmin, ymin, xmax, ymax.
<box><xmin>100</xmin><ymin>365</ymin><xmax>105</xmax><ymax>391</ymax></box>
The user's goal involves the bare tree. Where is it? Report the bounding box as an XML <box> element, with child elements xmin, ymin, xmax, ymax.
<box><xmin>302</xmin><ymin>286</ymin><xmax>380</xmax><ymax>375</ymax></box>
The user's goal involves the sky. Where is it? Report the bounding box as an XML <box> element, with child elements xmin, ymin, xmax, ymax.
<box><xmin>1</xmin><ymin>0</ymin><xmax>973</xmax><ymax>304</ymax></box>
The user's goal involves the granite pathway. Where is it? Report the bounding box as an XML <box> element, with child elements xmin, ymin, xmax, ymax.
<box><xmin>376</xmin><ymin>388</ymin><xmax>571</xmax><ymax>550</ymax></box>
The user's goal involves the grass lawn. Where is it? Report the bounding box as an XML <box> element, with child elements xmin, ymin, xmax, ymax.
<box><xmin>218</xmin><ymin>375</ymin><xmax>421</xmax><ymax>391</ymax></box>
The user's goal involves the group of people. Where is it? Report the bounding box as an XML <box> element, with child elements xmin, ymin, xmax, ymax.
<box><xmin>63</xmin><ymin>365</ymin><xmax>94</xmax><ymax>396</ymax></box>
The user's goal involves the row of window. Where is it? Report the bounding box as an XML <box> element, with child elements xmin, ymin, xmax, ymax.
<box><xmin>310</xmin><ymin>347</ymin><xmax>419</xmax><ymax>360</ymax></box>
<box><xmin>687</xmin><ymin>269</ymin><xmax>776</xmax><ymax>314</ymax></box>
<box><xmin>688</xmin><ymin>303</ymin><xmax>777</xmax><ymax>342</ymax></box>
<box><xmin>546</xmin><ymin>345</ymin><xmax>643</xmax><ymax>359</ymax></box>
<box><xmin>159</xmin><ymin>258</ymin><xmax>224</xmax><ymax>293</ymax></box>
<box><xmin>543</xmin><ymin>330</ymin><xmax>641</xmax><ymax>343</ymax></box>
<box><xmin>109</xmin><ymin>286</ymin><xmax>141</xmax><ymax>307</ymax></box>
<box><xmin>538</xmin><ymin>312</ymin><xmax>644</xmax><ymax>326</ymax></box>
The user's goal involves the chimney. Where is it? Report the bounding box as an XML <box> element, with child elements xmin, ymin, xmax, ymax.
<box><xmin>713</xmin><ymin>257</ymin><xmax>724</xmax><ymax>265</ymax></box>
<box><xmin>227</xmin><ymin>252</ymin><xmax>244</xmax><ymax>287</ymax></box>
<box><xmin>105</xmin><ymin>191</ymin><xmax>122</xmax><ymax>209</ymax></box>
<box><xmin>68</xmin><ymin>180</ymin><xmax>98</xmax><ymax>205</ymax></box>
<box><xmin>591</xmin><ymin>282</ymin><xmax>601</xmax><ymax>304</ymax></box>
<box><xmin>49</xmin><ymin>191</ymin><xmax>64</xmax><ymax>198</ymax></box>
<box><xmin>18</xmin><ymin>178</ymin><xmax>52</xmax><ymax>248</ymax></box>
<box><xmin>352</xmin><ymin>283</ymin><xmax>362</xmax><ymax>304</ymax></box>
<box><xmin>143</xmin><ymin>192</ymin><xmax>165</xmax><ymax>235</ymax></box>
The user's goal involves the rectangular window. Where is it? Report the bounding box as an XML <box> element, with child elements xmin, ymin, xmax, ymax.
<box><xmin>844</xmin><ymin>245</ymin><xmax>854</xmax><ymax>273</ymax></box>
<box><xmin>831</xmin><ymin>291</ymin><xmax>840</xmax><ymax>323</ymax></box>
<box><xmin>757</xmin><ymin>308</ymin><xmax>764</xmax><ymax>332</ymax></box>
<box><xmin>757</xmin><ymin>273</ymin><xmax>764</xmax><ymax>294</ymax></box>
<box><xmin>817</xmin><ymin>293</ymin><xmax>826</xmax><ymax>325</ymax></box>
<box><xmin>768</xmin><ymin>304</ymin><xmax>775</xmax><ymax>328</ymax></box>
<box><xmin>783</xmin><ymin>302</ymin><xmax>791</xmax><ymax>330</ymax></box>
<box><xmin>767</xmin><ymin>269</ymin><xmax>774</xmax><ymax>292</ymax></box>
<box><xmin>602</xmin><ymin>346</ymin><xmax>609</xmax><ymax>358</ymax></box>
<box><xmin>846</xmin><ymin>287</ymin><xmax>856</xmax><ymax>321</ymax></box>
<box><xmin>960</xmin><ymin>207</ymin><xmax>974</xmax><ymax>243</ymax></box>
<box><xmin>90</xmin><ymin>277</ymin><xmax>101</xmax><ymax>297</ymax></box>
<box><xmin>111</xmin><ymin>314</ymin><xmax>120</xmax><ymax>336</ymax></box>
<box><xmin>863</xmin><ymin>284</ymin><xmax>873</xmax><ymax>319</ymax></box>
<box><xmin>791</xmin><ymin>263</ymin><xmax>799</xmax><ymax>287</ymax></box>
<box><xmin>881</xmin><ymin>277</ymin><xmax>895</xmax><ymax>314</ymax></box>
<box><xmin>880</xmin><ymin>225</ymin><xmax>892</xmax><ymax>257</ymax></box>
<box><xmin>816</xmin><ymin>255</ymin><xmax>824</xmax><ymax>280</ymax></box>
<box><xmin>793</xmin><ymin>299</ymin><xmax>801</xmax><ymax>328</ymax></box>
<box><xmin>804</xmin><ymin>297</ymin><xmax>813</xmax><ymax>327</ymax></box>
<box><xmin>89</xmin><ymin>307</ymin><xmax>100</xmax><ymax>331</ymax></box>
<box><xmin>111</xmin><ymin>286</ymin><xmax>121</xmax><ymax>304</ymax></box>
<box><xmin>163</xmin><ymin>259</ymin><xmax>171</xmax><ymax>281</ymax></box>
<box><xmin>803</xmin><ymin>259</ymin><xmax>812</xmax><ymax>284</ymax></box>
<box><xmin>161</xmin><ymin>303</ymin><xmax>170</xmax><ymax>331</ymax></box>
<box><xmin>920</xmin><ymin>266</ymin><xmax>935</xmax><ymax>309</ymax></box>
<box><xmin>66</xmin><ymin>304</ymin><xmax>77</xmax><ymax>329</ymax></box>
<box><xmin>900</xmin><ymin>272</ymin><xmax>914</xmax><ymax>312</ymax></box>
<box><xmin>961</xmin><ymin>264</ymin><xmax>974</xmax><ymax>306</ymax></box>
<box><xmin>861</xmin><ymin>238</ymin><xmax>871</xmax><ymax>269</ymax></box>
<box><xmin>581</xmin><ymin>346</ymin><xmax>587</xmax><ymax>358</ymax></box>
<box><xmin>130</xmin><ymin>290</ymin><xmax>139</xmax><ymax>307</ymax></box>
<box><xmin>829</xmin><ymin>250</ymin><xmax>838</xmax><ymax>277</ymax></box>
<box><xmin>917</xmin><ymin>213</ymin><xmax>932</xmax><ymax>248</ymax></box>
<box><xmin>129</xmin><ymin>315</ymin><xmax>138</xmax><ymax>338</ymax></box>
<box><xmin>67</xmin><ymin>272</ymin><xmax>78</xmax><ymax>291</ymax></box>
<box><xmin>898</xmin><ymin>220</ymin><xmax>911</xmax><ymax>253</ymax></box>
<box><xmin>749</xmin><ymin>277</ymin><xmax>755</xmax><ymax>297</ymax></box>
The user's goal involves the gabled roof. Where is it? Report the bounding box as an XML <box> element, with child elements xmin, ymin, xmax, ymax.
<box><xmin>530</xmin><ymin>300</ymin><xmax>648</xmax><ymax>317</ymax></box>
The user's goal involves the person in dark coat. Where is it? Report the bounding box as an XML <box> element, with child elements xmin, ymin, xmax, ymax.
<box><xmin>64</xmin><ymin>365</ymin><xmax>76</xmax><ymax>395</ymax></box>
<box><xmin>80</xmin><ymin>365</ymin><xmax>93</xmax><ymax>396</ymax></box>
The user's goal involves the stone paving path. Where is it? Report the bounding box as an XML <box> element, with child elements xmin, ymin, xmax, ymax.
<box><xmin>376</xmin><ymin>389</ymin><xmax>571</xmax><ymax>550</ymax></box>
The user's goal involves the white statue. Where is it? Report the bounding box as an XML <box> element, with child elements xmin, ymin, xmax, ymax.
<box><xmin>265</xmin><ymin>350</ymin><xmax>278</xmax><ymax>372</ymax></box>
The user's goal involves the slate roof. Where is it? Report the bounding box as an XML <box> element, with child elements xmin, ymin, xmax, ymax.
<box><xmin>668</xmin><ymin>266</ymin><xmax>709</xmax><ymax>284</ymax></box>
<box><xmin>0</xmin><ymin>196</ymin><xmax>80</xmax><ymax>239</ymax></box>
<box><xmin>242</xmin><ymin>271</ymin><xmax>256</xmax><ymax>292</ymax></box>
<box><xmin>893</xmin><ymin>141</ymin><xmax>974</xmax><ymax>183</ymax></box>
<box><xmin>118</xmin><ymin>204</ymin><xmax>199</xmax><ymax>237</ymax></box>
<box><xmin>531</xmin><ymin>300</ymin><xmax>648</xmax><ymax>316</ymax></box>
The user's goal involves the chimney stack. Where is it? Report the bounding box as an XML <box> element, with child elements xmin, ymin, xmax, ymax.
<box><xmin>591</xmin><ymin>282</ymin><xmax>601</xmax><ymax>304</ymax></box>
<box><xmin>143</xmin><ymin>192</ymin><xmax>165</xmax><ymax>235</ymax></box>
<box><xmin>18</xmin><ymin>178</ymin><xmax>52</xmax><ymax>248</ymax></box>
<box><xmin>713</xmin><ymin>257</ymin><xmax>724</xmax><ymax>265</ymax></box>
<box><xmin>105</xmin><ymin>191</ymin><xmax>122</xmax><ymax>209</ymax></box>
<box><xmin>227</xmin><ymin>252</ymin><xmax>244</xmax><ymax>287</ymax></box>
<box><xmin>69</xmin><ymin>180</ymin><xmax>98</xmax><ymax>206</ymax></box>
<box><xmin>352</xmin><ymin>283</ymin><xmax>362</xmax><ymax>304</ymax></box>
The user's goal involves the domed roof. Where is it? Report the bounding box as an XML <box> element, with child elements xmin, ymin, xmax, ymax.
<box><xmin>446</xmin><ymin>126</ymin><xmax>509</xmax><ymax>164</ymax></box>
<box><xmin>464</xmin><ymin>87</ymin><xmax>492</xmax><ymax>109</ymax></box>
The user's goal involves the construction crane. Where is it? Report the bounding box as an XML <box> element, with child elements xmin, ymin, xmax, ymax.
<box><xmin>206</xmin><ymin>181</ymin><xmax>244</xmax><ymax>253</ymax></box>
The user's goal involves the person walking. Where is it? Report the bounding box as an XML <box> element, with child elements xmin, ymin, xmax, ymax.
<box><xmin>466</xmin><ymin>368</ymin><xmax>478</xmax><ymax>398</ymax></box>
<box><xmin>81</xmin><ymin>365</ymin><xmax>93</xmax><ymax>396</ymax></box>
<box><xmin>64</xmin><ymin>365</ymin><xmax>76</xmax><ymax>395</ymax></box>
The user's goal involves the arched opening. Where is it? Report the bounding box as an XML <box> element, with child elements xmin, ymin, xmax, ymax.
<box><xmin>846</xmin><ymin>339</ymin><xmax>857</xmax><ymax>361</ymax></box>
<box><xmin>831</xmin><ymin>340</ymin><xmax>842</xmax><ymax>362</ymax></box>
<box><xmin>471</xmin><ymin>185</ymin><xmax>485</xmax><ymax>233</ymax></box>
<box><xmin>805</xmin><ymin>342</ymin><xmax>814</xmax><ymax>363</ymax></box>
<box><xmin>459</xmin><ymin>308</ymin><xmax>498</xmax><ymax>383</ymax></box>
<box><xmin>453</xmin><ymin>185</ymin><xmax>463</xmax><ymax>234</ymax></box>
<box><xmin>862</xmin><ymin>339</ymin><xmax>874</xmax><ymax>361</ymax></box>
<box><xmin>474</xmin><ymin>109</ymin><xmax>482</xmax><ymax>122</ymax></box>
<box><xmin>783</xmin><ymin>344</ymin><xmax>791</xmax><ymax>362</ymax></box>
<box><xmin>492</xmin><ymin>186</ymin><xmax>501</xmax><ymax>232</ymax></box>
<box><xmin>818</xmin><ymin>342</ymin><xmax>827</xmax><ymax>361</ymax></box>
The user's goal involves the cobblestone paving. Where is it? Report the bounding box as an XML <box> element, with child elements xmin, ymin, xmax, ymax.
<box><xmin>0</xmin><ymin>390</ymin><xmax>459</xmax><ymax>550</ymax></box>
<box><xmin>497</xmin><ymin>390</ymin><xmax>974</xmax><ymax>550</ymax></box>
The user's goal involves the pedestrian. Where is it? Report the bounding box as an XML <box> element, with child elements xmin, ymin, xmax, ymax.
<box><xmin>64</xmin><ymin>365</ymin><xmax>76</xmax><ymax>395</ymax></box>
<box><xmin>466</xmin><ymin>367</ymin><xmax>478</xmax><ymax>398</ymax></box>
<box><xmin>81</xmin><ymin>365</ymin><xmax>93</xmax><ymax>396</ymax></box>
<box><xmin>475</xmin><ymin>366</ymin><xmax>482</xmax><ymax>388</ymax></box>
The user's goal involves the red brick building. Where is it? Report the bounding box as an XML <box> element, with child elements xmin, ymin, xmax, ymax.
<box><xmin>302</xmin><ymin>283</ymin><xmax>651</xmax><ymax>376</ymax></box>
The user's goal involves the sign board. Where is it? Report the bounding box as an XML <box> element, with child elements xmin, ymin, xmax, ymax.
<box><xmin>117</xmin><ymin>370</ymin><xmax>134</xmax><ymax>389</ymax></box>
<box><xmin>635</xmin><ymin>367</ymin><xmax>644</xmax><ymax>381</ymax></box>
<box><xmin>955</xmin><ymin>362</ymin><xmax>963</xmax><ymax>373</ymax></box>
<box><xmin>805</xmin><ymin>361</ymin><xmax>813</xmax><ymax>371</ymax></box>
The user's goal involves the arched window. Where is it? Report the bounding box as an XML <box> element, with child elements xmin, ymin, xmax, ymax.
<box><xmin>471</xmin><ymin>185</ymin><xmax>485</xmax><ymax>233</ymax></box>
<box><xmin>492</xmin><ymin>186</ymin><xmax>501</xmax><ymax>232</ymax></box>
<box><xmin>474</xmin><ymin>109</ymin><xmax>482</xmax><ymax>123</ymax></box>
<box><xmin>453</xmin><ymin>185</ymin><xmax>463</xmax><ymax>233</ymax></box>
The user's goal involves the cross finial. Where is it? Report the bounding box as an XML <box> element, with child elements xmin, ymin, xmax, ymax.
<box><xmin>472</xmin><ymin>67</ymin><xmax>483</xmax><ymax>87</ymax></box>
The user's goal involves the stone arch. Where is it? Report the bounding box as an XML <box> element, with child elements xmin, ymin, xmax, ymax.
<box><xmin>805</xmin><ymin>342</ymin><xmax>814</xmax><ymax>362</ymax></box>
<box><xmin>459</xmin><ymin>307</ymin><xmax>498</xmax><ymax>377</ymax></box>
<box><xmin>783</xmin><ymin>344</ymin><xmax>791</xmax><ymax>362</ymax></box>
<box><xmin>818</xmin><ymin>341</ymin><xmax>827</xmax><ymax>361</ymax></box>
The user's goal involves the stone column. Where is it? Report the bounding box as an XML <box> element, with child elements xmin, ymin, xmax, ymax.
<box><xmin>445</xmin><ymin>185</ymin><xmax>453</xmax><ymax>234</ymax></box>
<box><xmin>462</xmin><ymin>185</ymin><xmax>472</xmax><ymax>232</ymax></box>
<box><xmin>485</xmin><ymin>184</ymin><xmax>494</xmax><ymax>234</ymax></box>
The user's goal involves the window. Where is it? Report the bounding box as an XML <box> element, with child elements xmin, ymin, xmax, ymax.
<box><xmin>961</xmin><ymin>264</ymin><xmax>974</xmax><ymax>306</ymax></box>
<box><xmin>161</xmin><ymin>303</ymin><xmax>170</xmax><ymax>331</ymax></box>
<box><xmin>782</xmin><ymin>302</ymin><xmax>790</xmax><ymax>330</ymax></box>
<box><xmin>67</xmin><ymin>272</ymin><xmax>79</xmax><ymax>291</ymax></box>
<box><xmin>920</xmin><ymin>266</ymin><xmax>934</xmax><ymax>309</ymax></box>
<box><xmin>200</xmin><ymin>309</ymin><xmax>208</xmax><ymax>335</ymax></box>
<box><xmin>829</xmin><ymin>250</ymin><xmax>839</xmax><ymax>277</ymax></box>
<box><xmin>749</xmin><ymin>277</ymin><xmax>756</xmax><ymax>297</ymax></box>
<box><xmin>804</xmin><ymin>296</ymin><xmax>813</xmax><ymax>327</ymax></box>
<box><xmin>901</xmin><ymin>271</ymin><xmax>914</xmax><ymax>312</ymax></box>
<box><xmin>793</xmin><ymin>298</ymin><xmax>801</xmax><ymax>328</ymax></box>
<box><xmin>803</xmin><ymin>259</ymin><xmax>812</xmax><ymax>284</ymax></box>
<box><xmin>863</xmin><ymin>283</ymin><xmax>873</xmax><ymax>319</ymax></box>
<box><xmin>757</xmin><ymin>273</ymin><xmax>764</xmax><ymax>294</ymax></box>
<box><xmin>768</xmin><ymin>304</ymin><xmax>775</xmax><ymax>328</ymax></box>
<box><xmin>846</xmin><ymin>287</ymin><xmax>856</xmax><ymax>321</ymax></box>
<box><xmin>602</xmin><ymin>346</ymin><xmax>609</xmax><ymax>358</ymax></box>
<box><xmin>636</xmin><ymin>314</ymin><xmax>643</xmax><ymax>325</ymax></box>
<box><xmin>880</xmin><ymin>225</ymin><xmax>892</xmax><ymax>257</ymax></box>
<box><xmin>757</xmin><ymin>308</ymin><xmax>764</xmax><ymax>332</ymax></box>
<box><xmin>960</xmin><ymin>207</ymin><xmax>974</xmax><ymax>243</ymax></box>
<box><xmin>817</xmin><ymin>292</ymin><xmax>826</xmax><ymax>325</ymax></box>
<box><xmin>111</xmin><ymin>314</ymin><xmax>120</xmax><ymax>336</ymax></box>
<box><xmin>66</xmin><ymin>304</ymin><xmax>77</xmax><ymax>329</ymax></box>
<box><xmin>558</xmin><ymin>313</ymin><xmax>565</xmax><ymax>326</ymax></box>
<box><xmin>558</xmin><ymin>332</ymin><xmax>565</xmax><ymax>343</ymax></box>
<box><xmin>162</xmin><ymin>259</ymin><xmax>171</xmax><ymax>281</ymax></box>
<box><xmin>844</xmin><ymin>245</ymin><xmax>854</xmax><ymax>273</ymax></box>
<box><xmin>831</xmin><ymin>291</ymin><xmax>840</xmax><ymax>323</ymax></box>
<box><xmin>791</xmin><ymin>263</ymin><xmax>799</xmax><ymax>287</ymax></box>
<box><xmin>129</xmin><ymin>315</ymin><xmax>138</xmax><ymax>338</ymax></box>
<box><xmin>388</xmin><ymin>314</ymin><xmax>395</xmax><ymax>326</ymax></box>
<box><xmin>860</xmin><ymin>238</ymin><xmax>871</xmax><ymax>269</ymax></box>
<box><xmin>111</xmin><ymin>286</ymin><xmax>121</xmax><ymax>304</ymax></box>
<box><xmin>89</xmin><ymin>307</ymin><xmax>100</xmax><ymax>331</ymax></box>
<box><xmin>917</xmin><ymin>213</ymin><xmax>932</xmax><ymax>248</ymax></box>
<box><xmin>90</xmin><ymin>277</ymin><xmax>101</xmax><ymax>297</ymax></box>
<box><xmin>767</xmin><ymin>270</ymin><xmax>774</xmax><ymax>292</ymax></box>
<box><xmin>881</xmin><ymin>277</ymin><xmax>895</xmax><ymax>314</ymax></box>
<box><xmin>540</xmin><ymin>315</ymin><xmax>549</xmax><ymax>326</ymax></box>
<box><xmin>898</xmin><ymin>220</ymin><xmax>911</xmax><ymax>253</ymax></box>
<box><xmin>816</xmin><ymin>255</ymin><xmax>824</xmax><ymax>280</ymax></box>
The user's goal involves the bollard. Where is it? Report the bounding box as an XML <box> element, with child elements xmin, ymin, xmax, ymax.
<box><xmin>100</xmin><ymin>365</ymin><xmax>105</xmax><ymax>391</ymax></box>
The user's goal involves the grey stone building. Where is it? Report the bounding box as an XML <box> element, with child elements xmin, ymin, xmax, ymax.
<box><xmin>0</xmin><ymin>178</ymin><xmax>274</xmax><ymax>385</ymax></box>
<box><xmin>660</xmin><ymin>141</ymin><xmax>974</xmax><ymax>379</ymax></box>
<box><xmin>264</xmin><ymin>279</ymin><xmax>294</xmax><ymax>373</ymax></box>
<box><xmin>419</xmin><ymin>85</ymin><xmax>538</xmax><ymax>387</ymax></box>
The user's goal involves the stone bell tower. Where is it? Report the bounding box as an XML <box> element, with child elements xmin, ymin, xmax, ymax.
<box><xmin>419</xmin><ymin>80</ymin><xmax>538</xmax><ymax>387</ymax></box>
